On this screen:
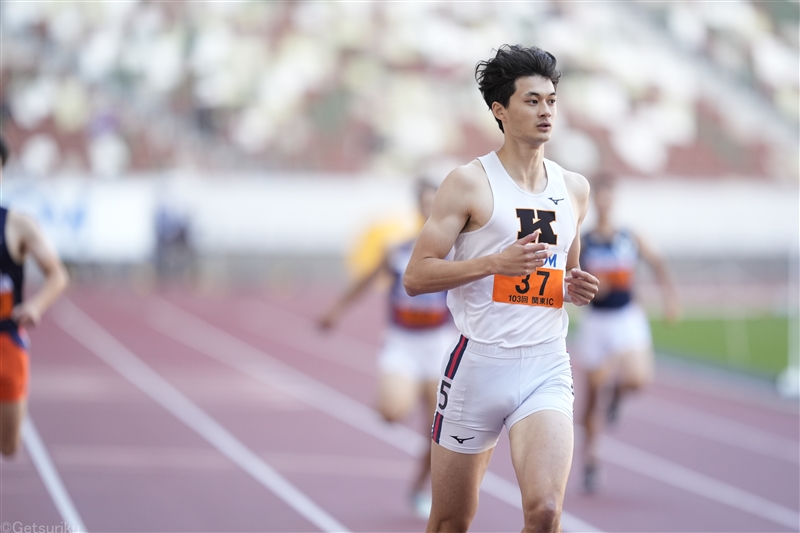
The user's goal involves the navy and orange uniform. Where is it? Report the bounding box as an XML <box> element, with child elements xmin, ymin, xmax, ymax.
<box><xmin>387</xmin><ymin>240</ymin><xmax>451</xmax><ymax>330</ymax></box>
<box><xmin>580</xmin><ymin>229</ymin><xmax>638</xmax><ymax>309</ymax></box>
<box><xmin>0</xmin><ymin>207</ymin><xmax>28</xmax><ymax>402</ymax></box>
<box><xmin>577</xmin><ymin>228</ymin><xmax>651</xmax><ymax>368</ymax></box>
<box><xmin>377</xmin><ymin>239</ymin><xmax>456</xmax><ymax>383</ymax></box>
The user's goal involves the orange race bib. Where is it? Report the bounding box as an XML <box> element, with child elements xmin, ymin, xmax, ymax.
<box><xmin>492</xmin><ymin>268</ymin><xmax>564</xmax><ymax>308</ymax></box>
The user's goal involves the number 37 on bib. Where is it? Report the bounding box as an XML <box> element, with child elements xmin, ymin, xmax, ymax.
<box><xmin>492</xmin><ymin>269</ymin><xmax>564</xmax><ymax>308</ymax></box>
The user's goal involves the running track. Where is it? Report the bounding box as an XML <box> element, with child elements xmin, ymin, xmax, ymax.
<box><xmin>1</xmin><ymin>286</ymin><xmax>798</xmax><ymax>532</ymax></box>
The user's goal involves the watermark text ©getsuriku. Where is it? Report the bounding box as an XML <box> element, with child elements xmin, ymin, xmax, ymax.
<box><xmin>1</xmin><ymin>522</ymin><xmax>74</xmax><ymax>533</ymax></box>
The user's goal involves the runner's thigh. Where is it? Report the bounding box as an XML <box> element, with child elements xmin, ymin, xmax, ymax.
<box><xmin>428</xmin><ymin>441</ymin><xmax>493</xmax><ymax>531</ymax></box>
<box><xmin>508</xmin><ymin>410</ymin><xmax>574</xmax><ymax>505</ymax></box>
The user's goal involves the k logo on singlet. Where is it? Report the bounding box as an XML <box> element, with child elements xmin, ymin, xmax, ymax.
<box><xmin>516</xmin><ymin>208</ymin><xmax>557</xmax><ymax>245</ymax></box>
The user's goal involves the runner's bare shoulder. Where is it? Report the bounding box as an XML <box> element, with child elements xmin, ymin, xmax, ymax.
<box><xmin>442</xmin><ymin>159</ymin><xmax>488</xmax><ymax>192</ymax></box>
<box><xmin>5</xmin><ymin>210</ymin><xmax>51</xmax><ymax>265</ymax></box>
<box><xmin>438</xmin><ymin>159</ymin><xmax>492</xmax><ymax>231</ymax></box>
<box><xmin>561</xmin><ymin>169</ymin><xmax>590</xmax><ymax>201</ymax></box>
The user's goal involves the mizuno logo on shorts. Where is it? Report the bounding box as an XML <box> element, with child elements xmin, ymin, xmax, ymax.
<box><xmin>450</xmin><ymin>435</ymin><xmax>474</xmax><ymax>444</ymax></box>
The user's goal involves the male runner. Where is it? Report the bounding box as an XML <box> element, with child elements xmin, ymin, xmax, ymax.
<box><xmin>404</xmin><ymin>45</ymin><xmax>599</xmax><ymax>532</ymax></box>
<box><xmin>319</xmin><ymin>179</ymin><xmax>456</xmax><ymax>518</ymax></box>
<box><xmin>577</xmin><ymin>174</ymin><xmax>679</xmax><ymax>493</ymax></box>
<box><xmin>0</xmin><ymin>136</ymin><xmax>70</xmax><ymax>456</ymax></box>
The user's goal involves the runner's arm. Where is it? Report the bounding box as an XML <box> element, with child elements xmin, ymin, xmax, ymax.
<box><xmin>318</xmin><ymin>254</ymin><xmax>390</xmax><ymax>330</ymax></box>
<box><xmin>10</xmin><ymin>213</ymin><xmax>69</xmax><ymax>327</ymax></box>
<box><xmin>563</xmin><ymin>172</ymin><xmax>599</xmax><ymax>306</ymax></box>
<box><xmin>636</xmin><ymin>234</ymin><xmax>680</xmax><ymax>322</ymax></box>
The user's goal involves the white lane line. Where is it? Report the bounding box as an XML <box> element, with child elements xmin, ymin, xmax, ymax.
<box><xmin>629</xmin><ymin>397</ymin><xmax>799</xmax><ymax>464</ymax></box>
<box><xmin>147</xmin><ymin>298</ymin><xmax>604</xmax><ymax>533</ymax></box>
<box><xmin>53</xmin><ymin>299</ymin><xmax>349</xmax><ymax>533</ymax></box>
<box><xmin>238</xmin><ymin>300</ymin><xmax>376</xmax><ymax>376</ymax></box>
<box><xmin>53</xmin><ymin>445</ymin><xmax>414</xmax><ymax>479</ymax></box>
<box><xmin>150</xmin><ymin>300</ymin><xmax>425</xmax><ymax>457</ymax></box>
<box><xmin>655</xmin><ymin>365</ymin><xmax>799</xmax><ymax>416</ymax></box>
<box><xmin>23</xmin><ymin>417</ymin><xmax>88</xmax><ymax>533</ymax></box>
<box><xmin>600</xmin><ymin>436</ymin><xmax>800</xmax><ymax>530</ymax></box>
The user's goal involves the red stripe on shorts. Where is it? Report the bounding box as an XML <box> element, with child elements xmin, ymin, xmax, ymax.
<box><xmin>444</xmin><ymin>335</ymin><xmax>468</xmax><ymax>380</ymax></box>
<box><xmin>432</xmin><ymin>412</ymin><xmax>444</xmax><ymax>443</ymax></box>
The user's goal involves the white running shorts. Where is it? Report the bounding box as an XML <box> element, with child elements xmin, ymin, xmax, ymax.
<box><xmin>378</xmin><ymin>324</ymin><xmax>458</xmax><ymax>382</ymax></box>
<box><xmin>431</xmin><ymin>336</ymin><xmax>574</xmax><ymax>454</ymax></box>
<box><xmin>576</xmin><ymin>303</ymin><xmax>652</xmax><ymax>370</ymax></box>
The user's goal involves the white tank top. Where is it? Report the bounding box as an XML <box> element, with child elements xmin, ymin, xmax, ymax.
<box><xmin>447</xmin><ymin>151</ymin><xmax>577</xmax><ymax>348</ymax></box>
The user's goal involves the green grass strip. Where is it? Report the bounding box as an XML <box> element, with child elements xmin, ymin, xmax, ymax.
<box><xmin>649</xmin><ymin>315</ymin><xmax>789</xmax><ymax>377</ymax></box>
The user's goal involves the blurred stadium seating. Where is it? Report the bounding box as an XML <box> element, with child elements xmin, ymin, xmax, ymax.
<box><xmin>1</xmin><ymin>1</ymin><xmax>797</xmax><ymax>181</ymax></box>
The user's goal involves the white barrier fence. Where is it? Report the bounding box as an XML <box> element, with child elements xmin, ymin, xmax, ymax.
<box><xmin>1</xmin><ymin>173</ymin><xmax>797</xmax><ymax>264</ymax></box>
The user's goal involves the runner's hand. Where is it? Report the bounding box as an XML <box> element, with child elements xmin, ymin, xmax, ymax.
<box><xmin>564</xmin><ymin>268</ymin><xmax>599</xmax><ymax>306</ymax></box>
<box><xmin>317</xmin><ymin>310</ymin><xmax>339</xmax><ymax>331</ymax></box>
<box><xmin>663</xmin><ymin>295</ymin><xmax>681</xmax><ymax>325</ymax></box>
<box><xmin>494</xmin><ymin>230</ymin><xmax>552</xmax><ymax>276</ymax></box>
<box><xmin>12</xmin><ymin>302</ymin><xmax>41</xmax><ymax>328</ymax></box>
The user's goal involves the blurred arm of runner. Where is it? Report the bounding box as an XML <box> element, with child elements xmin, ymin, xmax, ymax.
<box><xmin>318</xmin><ymin>254</ymin><xmax>390</xmax><ymax>330</ymax></box>
<box><xmin>8</xmin><ymin>212</ymin><xmax>69</xmax><ymax>328</ymax></box>
<box><xmin>563</xmin><ymin>170</ymin><xmax>599</xmax><ymax>306</ymax></box>
<box><xmin>636</xmin><ymin>234</ymin><xmax>680</xmax><ymax>324</ymax></box>
<box><xmin>404</xmin><ymin>163</ymin><xmax>553</xmax><ymax>297</ymax></box>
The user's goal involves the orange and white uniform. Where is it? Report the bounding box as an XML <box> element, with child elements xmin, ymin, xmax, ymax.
<box><xmin>432</xmin><ymin>152</ymin><xmax>576</xmax><ymax>454</ymax></box>
<box><xmin>0</xmin><ymin>207</ymin><xmax>29</xmax><ymax>402</ymax></box>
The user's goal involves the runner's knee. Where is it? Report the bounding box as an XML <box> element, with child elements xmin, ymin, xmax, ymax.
<box><xmin>379</xmin><ymin>408</ymin><xmax>403</xmax><ymax>423</ymax></box>
<box><xmin>0</xmin><ymin>413</ymin><xmax>22</xmax><ymax>457</ymax></box>
<box><xmin>1</xmin><ymin>437</ymin><xmax>19</xmax><ymax>457</ymax></box>
<box><xmin>522</xmin><ymin>497</ymin><xmax>561</xmax><ymax>533</ymax></box>
<box><xmin>620</xmin><ymin>369</ymin><xmax>651</xmax><ymax>391</ymax></box>
<box><xmin>427</xmin><ymin>511</ymin><xmax>474</xmax><ymax>533</ymax></box>
<box><xmin>377</xmin><ymin>398</ymin><xmax>410</xmax><ymax>422</ymax></box>
<box><xmin>376</xmin><ymin>391</ymin><xmax>413</xmax><ymax>422</ymax></box>
<box><xmin>625</xmin><ymin>378</ymin><xmax>647</xmax><ymax>391</ymax></box>
<box><xmin>376</xmin><ymin>378</ymin><xmax>416</xmax><ymax>422</ymax></box>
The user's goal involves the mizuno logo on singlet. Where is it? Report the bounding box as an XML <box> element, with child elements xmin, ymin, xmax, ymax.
<box><xmin>450</xmin><ymin>435</ymin><xmax>475</xmax><ymax>444</ymax></box>
<box><xmin>548</xmin><ymin>197</ymin><xmax>564</xmax><ymax>205</ymax></box>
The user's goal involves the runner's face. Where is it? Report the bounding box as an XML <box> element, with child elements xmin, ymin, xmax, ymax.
<box><xmin>496</xmin><ymin>75</ymin><xmax>556</xmax><ymax>144</ymax></box>
<box><xmin>593</xmin><ymin>185</ymin><xmax>614</xmax><ymax>218</ymax></box>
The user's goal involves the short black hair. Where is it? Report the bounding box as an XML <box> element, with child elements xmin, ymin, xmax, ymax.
<box><xmin>475</xmin><ymin>44</ymin><xmax>561</xmax><ymax>133</ymax></box>
<box><xmin>0</xmin><ymin>136</ymin><xmax>8</xmax><ymax>167</ymax></box>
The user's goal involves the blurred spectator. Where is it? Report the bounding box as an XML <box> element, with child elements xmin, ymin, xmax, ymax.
<box><xmin>154</xmin><ymin>179</ymin><xmax>194</xmax><ymax>283</ymax></box>
<box><xmin>0</xmin><ymin>1</ymin><xmax>796</xmax><ymax>181</ymax></box>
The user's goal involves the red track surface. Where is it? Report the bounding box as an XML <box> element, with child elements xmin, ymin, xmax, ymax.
<box><xmin>1</xmin><ymin>286</ymin><xmax>798</xmax><ymax>532</ymax></box>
